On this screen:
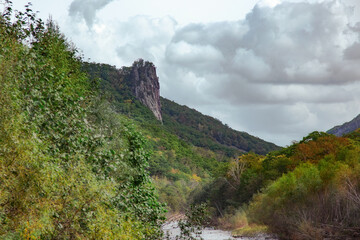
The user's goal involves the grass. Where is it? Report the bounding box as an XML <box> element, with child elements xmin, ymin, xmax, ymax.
<box><xmin>216</xmin><ymin>208</ymin><xmax>270</xmax><ymax>238</ymax></box>
<box><xmin>232</xmin><ymin>224</ymin><xmax>269</xmax><ymax>238</ymax></box>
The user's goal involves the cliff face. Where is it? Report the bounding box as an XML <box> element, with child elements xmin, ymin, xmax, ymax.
<box><xmin>82</xmin><ymin>61</ymin><xmax>280</xmax><ymax>156</ymax></box>
<box><xmin>130</xmin><ymin>60</ymin><xmax>162</xmax><ymax>122</ymax></box>
<box><xmin>328</xmin><ymin>114</ymin><xmax>360</xmax><ymax>136</ymax></box>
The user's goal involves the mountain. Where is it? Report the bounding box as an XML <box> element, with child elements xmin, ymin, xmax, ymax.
<box><xmin>83</xmin><ymin>60</ymin><xmax>162</xmax><ymax>122</ymax></box>
<box><xmin>161</xmin><ymin>98</ymin><xmax>279</xmax><ymax>155</ymax></box>
<box><xmin>327</xmin><ymin>114</ymin><xmax>360</xmax><ymax>136</ymax></box>
<box><xmin>129</xmin><ymin>60</ymin><xmax>162</xmax><ymax>121</ymax></box>
<box><xmin>83</xmin><ymin>60</ymin><xmax>280</xmax><ymax>156</ymax></box>
<box><xmin>82</xmin><ymin>60</ymin><xmax>280</xmax><ymax>212</ymax></box>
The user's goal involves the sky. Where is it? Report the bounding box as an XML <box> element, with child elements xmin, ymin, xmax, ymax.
<box><xmin>10</xmin><ymin>0</ymin><xmax>360</xmax><ymax>146</ymax></box>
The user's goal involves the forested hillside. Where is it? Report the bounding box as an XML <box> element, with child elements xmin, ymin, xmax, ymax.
<box><xmin>82</xmin><ymin>61</ymin><xmax>281</xmax><ymax>213</ymax></box>
<box><xmin>0</xmin><ymin>4</ymin><xmax>165</xmax><ymax>239</ymax></box>
<box><xmin>161</xmin><ymin>98</ymin><xmax>280</xmax><ymax>156</ymax></box>
<box><xmin>82</xmin><ymin>61</ymin><xmax>232</xmax><ymax>212</ymax></box>
<box><xmin>199</xmin><ymin>130</ymin><xmax>360</xmax><ymax>239</ymax></box>
<box><xmin>4</xmin><ymin>3</ymin><xmax>359</xmax><ymax>240</ymax></box>
<box><xmin>83</xmin><ymin>61</ymin><xmax>280</xmax><ymax>156</ymax></box>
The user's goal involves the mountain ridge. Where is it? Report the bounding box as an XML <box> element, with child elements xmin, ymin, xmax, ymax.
<box><xmin>327</xmin><ymin>114</ymin><xmax>360</xmax><ymax>136</ymax></box>
<box><xmin>82</xmin><ymin>60</ymin><xmax>280</xmax><ymax>156</ymax></box>
<box><xmin>161</xmin><ymin>97</ymin><xmax>279</xmax><ymax>155</ymax></box>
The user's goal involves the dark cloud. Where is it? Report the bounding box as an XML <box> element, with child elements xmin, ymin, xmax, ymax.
<box><xmin>344</xmin><ymin>42</ymin><xmax>360</xmax><ymax>59</ymax></box>
<box><xmin>69</xmin><ymin>0</ymin><xmax>115</xmax><ymax>28</ymax></box>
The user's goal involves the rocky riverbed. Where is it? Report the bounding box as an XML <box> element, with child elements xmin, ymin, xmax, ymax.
<box><xmin>162</xmin><ymin>221</ymin><xmax>278</xmax><ymax>240</ymax></box>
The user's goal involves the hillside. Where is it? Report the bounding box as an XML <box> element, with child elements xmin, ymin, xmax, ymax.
<box><xmin>5</xmin><ymin>3</ymin><xmax>360</xmax><ymax>239</ymax></box>
<box><xmin>328</xmin><ymin>114</ymin><xmax>360</xmax><ymax>136</ymax></box>
<box><xmin>82</xmin><ymin>60</ymin><xmax>280</xmax><ymax>212</ymax></box>
<box><xmin>161</xmin><ymin>98</ymin><xmax>280</xmax><ymax>156</ymax></box>
<box><xmin>82</xmin><ymin>61</ymin><xmax>280</xmax><ymax>157</ymax></box>
<box><xmin>0</xmin><ymin>7</ymin><xmax>165</xmax><ymax>239</ymax></box>
<box><xmin>189</xmin><ymin>130</ymin><xmax>360</xmax><ymax>239</ymax></box>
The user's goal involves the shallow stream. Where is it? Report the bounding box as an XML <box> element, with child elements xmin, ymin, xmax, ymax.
<box><xmin>162</xmin><ymin>221</ymin><xmax>277</xmax><ymax>240</ymax></box>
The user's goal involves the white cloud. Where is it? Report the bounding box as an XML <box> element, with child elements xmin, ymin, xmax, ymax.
<box><xmin>232</xmin><ymin>49</ymin><xmax>271</xmax><ymax>81</ymax></box>
<box><xmin>12</xmin><ymin>0</ymin><xmax>360</xmax><ymax>146</ymax></box>
<box><xmin>114</xmin><ymin>15</ymin><xmax>177</xmax><ymax>64</ymax></box>
<box><xmin>257</xmin><ymin>0</ymin><xmax>281</xmax><ymax>8</ymax></box>
<box><xmin>69</xmin><ymin>0</ymin><xmax>116</xmax><ymax>28</ymax></box>
<box><xmin>160</xmin><ymin>0</ymin><xmax>360</xmax><ymax>145</ymax></box>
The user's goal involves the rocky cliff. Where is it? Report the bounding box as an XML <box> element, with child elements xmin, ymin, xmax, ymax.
<box><xmin>129</xmin><ymin>59</ymin><xmax>162</xmax><ymax>122</ymax></box>
<box><xmin>328</xmin><ymin>114</ymin><xmax>360</xmax><ymax>136</ymax></box>
<box><xmin>82</xmin><ymin>60</ymin><xmax>280</xmax><ymax>156</ymax></box>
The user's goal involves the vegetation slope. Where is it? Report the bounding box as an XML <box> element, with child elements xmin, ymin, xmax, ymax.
<box><xmin>161</xmin><ymin>98</ymin><xmax>279</xmax><ymax>156</ymax></box>
<box><xmin>0</xmin><ymin>3</ymin><xmax>165</xmax><ymax>239</ymax></box>
<box><xmin>82</xmin><ymin>61</ymin><xmax>280</xmax><ymax>213</ymax></box>
<box><xmin>82</xmin><ymin>62</ymin><xmax>280</xmax><ymax>157</ymax></box>
<box><xmin>202</xmin><ymin>130</ymin><xmax>360</xmax><ymax>239</ymax></box>
<box><xmin>5</xmin><ymin>3</ymin><xmax>358</xmax><ymax>240</ymax></box>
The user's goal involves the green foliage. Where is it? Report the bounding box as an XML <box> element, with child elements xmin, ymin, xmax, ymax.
<box><xmin>0</xmin><ymin>2</ymin><xmax>165</xmax><ymax>239</ymax></box>
<box><xmin>191</xmin><ymin>131</ymin><xmax>357</xmax><ymax>234</ymax></box>
<box><xmin>187</xmin><ymin>131</ymin><xmax>359</xmax><ymax>237</ymax></box>
<box><xmin>247</xmin><ymin>133</ymin><xmax>360</xmax><ymax>239</ymax></box>
<box><xmin>175</xmin><ymin>203</ymin><xmax>210</xmax><ymax>240</ymax></box>
<box><xmin>82</xmin><ymin>59</ymin><xmax>282</xmax><ymax>216</ymax></box>
<box><xmin>161</xmin><ymin>98</ymin><xmax>280</xmax><ymax>156</ymax></box>
<box><xmin>82</xmin><ymin>61</ymin><xmax>159</xmax><ymax>124</ymax></box>
<box><xmin>82</xmin><ymin>61</ymin><xmax>235</xmax><ymax>213</ymax></box>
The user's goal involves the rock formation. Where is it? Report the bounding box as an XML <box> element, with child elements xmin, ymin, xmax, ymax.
<box><xmin>130</xmin><ymin>59</ymin><xmax>162</xmax><ymax>122</ymax></box>
<box><xmin>328</xmin><ymin>114</ymin><xmax>360</xmax><ymax>136</ymax></box>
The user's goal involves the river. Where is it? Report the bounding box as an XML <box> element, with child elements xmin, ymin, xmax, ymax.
<box><xmin>162</xmin><ymin>221</ymin><xmax>277</xmax><ymax>240</ymax></box>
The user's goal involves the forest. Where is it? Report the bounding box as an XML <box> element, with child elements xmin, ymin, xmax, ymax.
<box><xmin>204</xmin><ymin>131</ymin><xmax>360</xmax><ymax>239</ymax></box>
<box><xmin>0</xmin><ymin>3</ymin><xmax>165</xmax><ymax>239</ymax></box>
<box><xmin>1</xmin><ymin>2</ymin><xmax>360</xmax><ymax>240</ymax></box>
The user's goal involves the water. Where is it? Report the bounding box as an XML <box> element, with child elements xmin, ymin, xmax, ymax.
<box><xmin>162</xmin><ymin>221</ymin><xmax>277</xmax><ymax>240</ymax></box>
<box><xmin>163</xmin><ymin>221</ymin><xmax>234</xmax><ymax>239</ymax></box>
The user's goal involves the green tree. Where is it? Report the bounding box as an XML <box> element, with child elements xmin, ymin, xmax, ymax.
<box><xmin>0</xmin><ymin>2</ymin><xmax>165</xmax><ymax>239</ymax></box>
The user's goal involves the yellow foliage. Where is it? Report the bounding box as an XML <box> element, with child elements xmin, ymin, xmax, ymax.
<box><xmin>170</xmin><ymin>168</ymin><xmax>180</xmax><ymax>174</ymax></box>
<box><xmin>146</xmin><ymin>135</ymin><xmax>160</xmax><ymax>142</ymax></box>
<box><xmin>192</xmin><ymin>173</ymin><xmax>202</xmax><ymax>182</ymax></box>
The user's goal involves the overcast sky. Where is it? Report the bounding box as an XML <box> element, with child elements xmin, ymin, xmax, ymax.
<box><xmin>11</xmin><ymin>0</ymin><xmax>360</xmax><ymax>146</ymax></box>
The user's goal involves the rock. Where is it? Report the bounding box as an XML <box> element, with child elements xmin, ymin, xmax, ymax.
<box><xmin>130</xmin><ymin>59</ymin><xmax>162</xmax><ymax>122</ymax></box>
<box><xmin>327</xmin><ymin>114</ymin><xmax>360</xmax><ymax>136</ymax></box>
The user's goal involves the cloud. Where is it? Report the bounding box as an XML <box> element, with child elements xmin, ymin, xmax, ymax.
<box><xmin>158</xmin><ymin>0</ymin><xmax>360</xmax><ymax>145</ymax></box>
<box><xmin>344</xmin><ymin>42</ymin><xmax>360</xmax><ymax>59</ymax></box>
<box><xmin>69</xmin><ymin>0</ymin><xmax>115</xmax><ymax>28</ymax></box>
<box><xmin>257</xmin><ymin>0</ymin><xmax>281</xmax><ymax>8</ymax></box>
<box><xmin>63</xmin><ymin>14</ymin><xmax>177</xmax><ymax>67</ymax></box>
<box><xmin>115</xmin><ymin>16</ymin><xmax>177</xmax><ymax>64</ymax></box>
<box><xmin>63</xmin><ymin>0</ymin><xmax>360</xmax><ymax>146</ymax></box>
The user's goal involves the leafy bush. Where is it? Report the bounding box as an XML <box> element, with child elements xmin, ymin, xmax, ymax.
<box><xmin>247</xmin><ymin>135</ymin><xmax>360</xmax><ymax>239</ymax></box>
<box><xmin>175</xmin><ymin>203</ymin><xmax>210</xmax><ymax>240</ymax></box>
<box><xmin>0</xmin><ymin>2</ymin><xmax>165</xmax><ymax>239</ymax></box>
